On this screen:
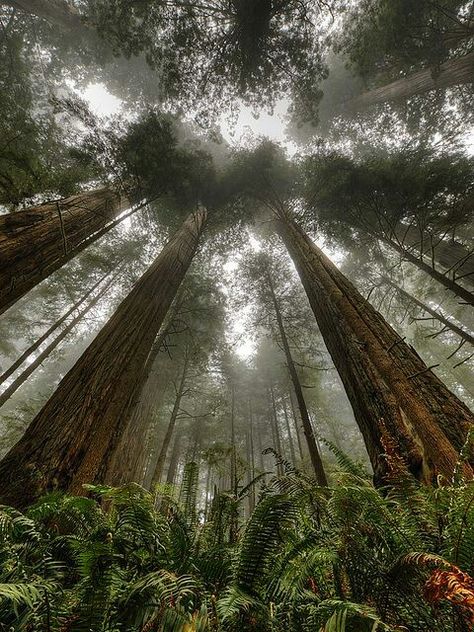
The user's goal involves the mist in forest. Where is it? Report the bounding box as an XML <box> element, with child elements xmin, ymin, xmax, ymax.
<box><xmin>0</xmin><ymin>1</ymin><xmax>473</xmax><ymax>630</ymax></box>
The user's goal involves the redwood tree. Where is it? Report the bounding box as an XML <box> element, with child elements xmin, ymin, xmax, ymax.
<box><xmin>0</xmin><ymin>208</ymin><xmax>207</xmax><ymax>508</ymax></box>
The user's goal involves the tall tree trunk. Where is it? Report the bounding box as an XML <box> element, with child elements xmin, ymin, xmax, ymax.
<box><xmin>166</xmin><ymin>436</ymin><xmax>181</xmax><ymax>487</ymax></box>
<box><xmin>0</xmin><ymin>187</ymin><xmax>132</xmax><ymax>315</ymax></box>
<box><xmin>383</xmin><ymin>235</ymin><xmax>474</xmax><ymax>306</ymax></box>
<box><xmin>0</xmin><ymin>270</ymin><xmax>117</xmax><ymax>409</ymax></box>
<box><xmin>104</xmin><ymin>287</ymin><xmax>185</xmax><ymax>485</ymax></box>
<box><xmin>247</xmin><ymin>400</ymin><xmax>256</xmax><ymax>513</ymax></box>
<box><xmin>344</xmin><ymin>51</ymin><xmax>474</xmax><ymax>111</ymax></box>
<box><xmin>2</xmin><ymin>0</ymin><xmax>84</xmax><ymax>29</ymax></box>
<box><xmin>0</xmin><ymin>208</ymin><xmax>206</xmax><ymax>508</ymax></box>
<box><xmin>150</xmin><ymin>351</ymin><xmax>190</xmax><ymax>487</ymax></box>
<box><xmin>277</xmin><ymin>212</ymin><xmax>473</xmax><ymax>484</ymax></box>
<box><xmin>382</xmin><ymin>277</ymin><xmax>474</xmax><ymax>348</ymax></box>
<box><xmin>0</xmin><ymin>270</ymin><xmax>112</xmax><ymax>387</ymax></box>
<box><xmin>266</xmin><ymin>269</ymin><xmax>328</xmax><ymax>485</ymax></box>
<box><xmin>393</xmin><ymin>224</ymin><xmax>474</xmax><ymax>293</ymax></box>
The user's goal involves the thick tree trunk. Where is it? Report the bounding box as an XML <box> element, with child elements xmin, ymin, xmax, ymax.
<box><xmin>383</xmin><ymin>235</ymin><xmax>474</xmax><ymax>306</ymax></box>
<box><xmin>0</xmin><ymin>271</ymin><xmax>117</xmax><ymax>409</ymax></box>
<box><xmin>150</xmin><ymin>351</ymin><xmax>190</xmax><ymax>487</ymax></box>
<box><xmin>383</xmin><ymin>277</ymin><xmax>474</xmax><ymax>348</ymax></box>
<box><xmin>0</xmin><ymin>208</ymin><xmax>206</xmax><ymax>508</ymax></box>
<box><xmin>345</xmin><ymin>51</ymin><xmax>474</xmax><ymax>111</ymax></box>
<box><xmin>393</xmin><ymin>224</ymin><xmax>474</xmax><ymax>293</ymax></box>
<box><xmin>104</xmin><ymin>288</ymin><xmax>185</xmax><ymax>486</ymax></box>
<box><xmin>2</xmin><ymin>0</ymin><xmax>83</xmax><ymax>29</ymax></box>
<box><xmin>277</xmin><ymin>212</ymin><xmax>473</xmax><ymax>484</ymax></box>
<box><xmin>0</xmin><ymin>187</ymin><xmax>131</xmax><ymax>315</ymax></box>
<box><xmin>0</xmin><ymin>270</ymin><xmax>111</xmax><ymax>387</ymax></box>
<box><xmin>267</xmin><ymin>269</ymin><xmax>328</xmax><ymax>485</ymax></box>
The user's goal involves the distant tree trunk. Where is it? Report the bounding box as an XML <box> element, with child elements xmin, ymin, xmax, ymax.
<box><xmin>266</xmin><ymin>269</ymin><xmax>328</xmax><ymax>485</ymax></box>
<box><xmin>0</xmin><ymin>208</ymin><xmax>207</xmax><ymax>508</ymax></box>
<box><xmin>230</xmin><ymin>382</ymin><xmax>238</xmax><ymax>497</ymax></box>
<box><xmin>247</xmin><ymin>400</ymin><xmax>256</xmax><ymax>513</ymax></box>
<box><xmin>277</xmin><ymin>212</ymin><xmax>473</xmax><ymax>484</ymax></box>
<box><xmin>281</xmin><ymin>396</ymin><xmax>297</xmax><ymax>467</ymax></box>
<box><xmin>288</xmin><ymin>389</ymin><xmax>305</xmax><ymax>462</ymax></box>
<box><xmin>383</xmin><ymin>235</ymin><xmax>474</xmax><ymax>306</ymax></box>
<box><xmin>393</xmin><ymin>224</ymin><xmax>474</xmax><ymax>293</ymax></box>
<box><xmin>345</xmin><ymin>51</ymin><xmax>474</xmax><ymax>111</ymax></box>
<box><xmin>2</xmin><ymin>0</ymin><xmax>84</xmax><ymax>29</ymax></box>
<box><xmin>150</xmin><ymin>351</ymin><xmax>190</xmax><ymax>487</ymax></box>
<box><xmin>0</xmin><ymin>187</ymin><xmax>132</xmax><ymax>315</ymax></box>
<box><xmin>0</xmin><ymin>270</ymin><xmax>117</xmax><ymax>409</ymax></box>
<box><xmin>166</xmin><ymin>436</ymin><xmax>181</xmax><ymax>487</ymax></box>
<box><xmin>269</xmin><ymin>385</ymin><xmax>284</xmax><ymax>476</ymax></box>
<box><xmin>383</xmin><ymin>277</ymin><xmax>474</xmax><ymax>348</ymax></box>
<box><xmin>104</xmin><ymin>288</ymin><xmax>185</xmax><ymax>485</ymax></box>
<box><xmin>0</xmin><ymin>269</ymin><xmax>111</xmax><ymax>387</ymax></box>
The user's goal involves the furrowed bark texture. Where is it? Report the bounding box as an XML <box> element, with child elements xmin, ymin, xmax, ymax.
<box><xmin>345</xmin><ymin>51</ymin><xmax>474</xmax><ymax>111</ymax></box>
<box><xmin>0</xmin><ymin>187</ymin><xmax>130</xmax><ymax>315</ymax></box>
<box><xmin>2</xmin><ymin>0</ymin><xmax>83</xmax><ymax>29</ymax></box>
<box><xmin>104</xmin><ymin>288</ymin><xmax>185</xmax><ymax>486</ymax></box>
<box><xmin>278</xmin><ymin>214</ymin><xmax>473</xmax><ymax>484</ymax></box>
<box><xmin>0</xmin><ymin>208</ymin><xmax>207</xmax><ymax>508</ymax></box>
<box><xmin>266</xmin><ymin>269</ymin><xmax>328</xmax><ymax>485</ymax></box>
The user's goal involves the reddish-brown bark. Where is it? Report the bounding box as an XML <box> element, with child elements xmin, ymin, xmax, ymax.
<box><xmin>277</xmin><ymin>212</ymin><xmax>473</xmax><ymax>484</ymax></box>
<box><xmin>0</xmin><ymin>187</ymin><xmax>130</xmax><ymax>315</ymax></box>
<box><xmin>0</xmin><ymin>208</ymin><xmax>207</xmax><ymax>508</ymax></box>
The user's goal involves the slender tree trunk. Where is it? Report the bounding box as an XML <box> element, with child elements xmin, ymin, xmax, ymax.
<box><xmin>0</xmin><ymin>208</ymin><xmax>207</xmax><ymax>508</ymax></box>
<box><xmin>269</xmin><ymin>385</ymin><xmax>285</xmax><ymax>476</ymax></box>
<box><xmin>277</xmin><ymin>212</ymin><xmax>473</xmax><ymax>484</ymax></box>
<box><xmin>282</xmin><ymin>396</ymin><xmax>297</xmax><ymax>467</ymax></box>
<box><xmin>393</xmin><ymin>224</ymin><xmax>474</xmax><ymax>293</ymax></box>
<box><xmin>288</xmin><ymin>389</ymin><xmax>305</xmax><ymax>462</ymax></box>
<box><xmin>383</xmin><ymin>277</ymin><xmax>474</xmax><ymax>347</ymax></box>
<box><xmin>344</xmin><ymin>51</ymin><xmax>474</xmax><ymax>111</ymax></box>
<box><xmin>2</xmin><ymin>0</ymin><xmax>84</xmax><ymax>29</ymax></box>
<box><xmin>104</xmin><ymin>287</ymin><xmax>185</xmax><ymax>485</ymax></box>
<box><xmin>150</xmin><ymin>351</ymin><xmax>190</xmax><ymax>487</ymax></box>
<box><xmin>0</xmin><ymin>187</ymin><xmax>131</xmax><ymax>315</ymax></box>
<box><xmin>0</xmin><ymin>271</ymin><xmax>117</xmax><ymax>409</ymax></box>
<box><xmin>266</xmin><ymin>269</ymin><xmax>328</xmax><ymax>485</ymax></box>
<box><xmin>383</xmin><ymin>235</ymin><xmax>474</xmax><ymax>306</ymax></box>
<box><xmin>230</xmin><ymin>383</ymin><xmax>238</xmax><ymax>496</ymax></box>
<box><xmin>247</xmin><ymin>400</ymin><xmax>256</xmax><ymax>513</ymax></box>
<box><xmin>0</xmin><ymin>270</ymin><xmax>112</xmax><ymax>387</ymax></box>
<box><xmin>165</xmin><ymin>437</ymin><xmax>181</xmax><ymax>487</ymax></box>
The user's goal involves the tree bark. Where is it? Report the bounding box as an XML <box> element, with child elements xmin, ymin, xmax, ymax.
<box><xmin>2</xmin><ymin>0</ymin><xmax>83</xmax><ymax>29</ymax></box>
<box><xmin>269</xmin><ymin>385</ymin><xmax>284</xmax><ymax>477</ymax></box>
<box><xmin>344</xmin><ymin>51</ymin><xmax>474</xmax><ymax>111</ymax></box>
<box><xmin>281</xmin><ymin>395</ymin><xmax>297</xmax><ymax>467</ymax></box>
<box><xmin>0</xmin><ymin>208</ymin><xmax>207</xmax><ymax>508</ymax></box>
<box><xmin>266</xmin><ymin>268</ymin><xmax>328</xmax><ymax>485</ymax></box>
<box><xmin>288</xmin><ymin>389</ymin><xmax>305</xmax><ymax>462</ymax></box>
<box><xmin>0</xmin><ymin>270</ymin><xmax>112</xmax><ymax>387</ymax></box>
<box><xmin>150</xmin><ymin>351</ymin><xmax>190</xmax><ymax>487</ymax></box>
<box><xmin>104</xmin><ymin>287</ymin><xmax>185</xmax><ymax>486</ymax></box>
<box><xmin>0</xmin><ymin>187</ymin><xmax>131</xmax><ymax>315</ymax></box>
<box><xmin>0</xmin><ymin>270</ymin><xmax>117</xmax><ymax>409</ymax></box>
<box><xmin>277</xmin><ymin>212</ymin><xmax>473</xmax><ymax>484</ymax></box>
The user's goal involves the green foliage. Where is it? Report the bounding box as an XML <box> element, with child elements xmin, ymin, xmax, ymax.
<box><xmin>0</xmin><ymin>453</ymin><xmax>473</xmax><ymax>630</ymax></box>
